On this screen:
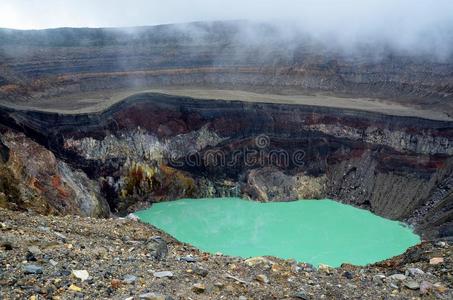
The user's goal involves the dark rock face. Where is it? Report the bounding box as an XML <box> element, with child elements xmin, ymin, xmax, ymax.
<box><xmin>0</xmin><ymin>93</ymin><xmax>452</xmax><ymax>238</ymax></box>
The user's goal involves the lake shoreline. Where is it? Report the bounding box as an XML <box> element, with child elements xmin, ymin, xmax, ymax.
<box><xmin>135</xmin><ymin>198</ymin><xmax>420</xmax><ymax>267</ymax></box>
<box><xmin>1</xmin><ymin>207</ymin><xmax>452</xmax><ymax>299</ymax></box>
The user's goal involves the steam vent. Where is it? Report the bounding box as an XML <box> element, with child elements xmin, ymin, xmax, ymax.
<box><xmin>1</xmin><ymin>21</ymin><xmax>452</xmax><ymax>299</ymax></box>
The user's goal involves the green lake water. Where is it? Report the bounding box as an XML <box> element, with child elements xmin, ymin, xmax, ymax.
<box><xmin>135</xmin><ymin>198</ymin><xmax>420</xmax><ymax>267</ymax></box>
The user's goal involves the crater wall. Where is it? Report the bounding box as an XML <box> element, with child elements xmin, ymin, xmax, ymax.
<box><xmin>1</xmin><ymin>22</ymin><xmax>453</xmax><ymax>116</ymax></box>
<box><xmin>0</xmin><ymin>93</ymin><xmax>452</xmax><ymax>239</ymax></box>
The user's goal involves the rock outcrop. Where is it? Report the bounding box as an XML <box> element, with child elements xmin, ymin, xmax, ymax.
<box><xmin>0</xmin><ymin>130</ymin><xmax>109</xmax><ymax>217</ymax></box>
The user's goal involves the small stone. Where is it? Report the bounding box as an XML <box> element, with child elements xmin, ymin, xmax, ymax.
<box><xmin>406</xmin><ymin>267</ymin><xmax>424</xmax><ymax>276</ymax></box>
<box><xmin>126</xmin><ymin>213</ymin><xmax>140</xmax><ymax>221</ymax></box>
<box><xmin>123</xmin><ymin>274</ymin><xmax>137</xmax><ymax>284</ymax></box>
<box><xmin>433</xmin><ymin>282</ymin><xmax>447</xmax><ymax>293</ymax></box>
<box><xmin>302</xmin><ymin>263</ymin><xmax>315</xmax><ymax>270</ymax></box>
<box><xmin>429</xmin><ymin>257</ymin><xmax>444</xmax><ymax>265</ymax></box>
<box><xmin>193</xmin><ymin>267</ymin><xmax>208</xmax><ymax>277</ymax></box>
<box><xmin>49</xmin><ymin>259</ymin><xmax>58</xmax><ymax>266</ymax></box>
<box><xmin>343</xmin><ymin>271</ymin><xmax>354</xmax><ymax>279</ymax></box>
<box><xmin>244</xmin><ymin>256</ymin><xmax>271</xmax><ymax>266</ymax></box>
<box><xmin>238</xmin><ymin>296</ymin><xmax>247</xmax><ymax>300</ymax></box>
<box><xmin>389</xmin><ymin>274</ymin><xmax>406</xmax><ymax>281</ymax></box>
<box><xmin>24</xmin><ymin>264</ymin><xmax>43</xmax><ymax>274</ymax></box>
<box><xmin>214</xmin><ymin>282</ymin><xmax>224</xmax><ymax>289</ymax></box>
<box><xmin>26</xmin><ymin>252</ymin><xmax>37</xmax><ymax>262</ymax></box>
<box><xmin>372</xmin><ymin>274</ymin><xmax>386</xmax><ymax>283</ymax></box>
<box><xmin>291</xmin><ymin>264</ymin><xmax>301</xmax><ymax>273</ymax></box>
<box><xmin>27</xmin><ymin>246</ymin><xmax>42</xmax><ymax>255</ymax></box>
<box><xmin>153</xmin><ymin>271</ymin><xmax>174</xmax><ymax>278</ymax></box>
<box><xmin>293</xmin><ymin>289</ymin><xmax>310</xmax><ymax>300</ymax></box>
<box><xmin>346</xmin><ymin>283</ymin><xmax>357</xmax><ymax>289</ymax></box>
<box><xmin>404</xmin><ymin>280</ymin><xmax>420</xmax><ymax>290</ymax></box>
<box><xmin>318</xmin><ymin>264</ymin><xmax>332</xmax><ymax>273</ymax></box>
<box><xmin>390</xmin><ymin>283</ymin><xmax>399</xmax><ymax>289</ymax></box>
<box><xmin>147</xmin><ymin>237</ymin><xmax>168</xmax><ymax>260</ymax></box>
<box><xmin>111</xmin><ymin>279</ymin><xmax>122</xmax><ymax>289</ymax></box>
<box><xmin>1</xmin><ymin>241</ymin><xmax>13</xmax><ymax>250</ymax></box>
<box><xmin>192</xmin><ymin>283</ymin><xmax>206</xmax><ymax>294</ymax></box>
<box><xmin>139</xmin><ymin>293</ymin><xmax>166</xmax><ymax>300</ymax></box>
<box><xmin>435</xmin><ymin>241</ymin><xmax>447</xmax><ymax>248</ymax></box>
<box><xmin>72</xmin><ymin>270</ymin><xmax>89</xmax><ymax>282</ymax></box>
<box><xmin>271</xmin><ymin>264</ymin><xmax>284</xmax><ymax>273</ymax></box>
<box><xmin>68</xmin><ymin>284</ymin><xmax>82</xmax><ymax>292</ymax></box>
<box><xmin>255</xmin><ymin>274</ymin><xmax>269</xmax><ymax>284</ymax></box>
<box><xmin>179</xmin><ymin>256</ymin><xmax>197</xmax><ymax>263</ymax></box>
<box><xmin>54</xmin><ymin>232</ymin><xmax>67</xmax><ymax>241</ymax></box>
<box><xmin>37</xmin><ymin>226</ymin><xmax>50</xmax><ymax>232</ymax></box>
<box><xmin>419</xmin><ymin>281</ymin><xmax>433</xmax><ymax>295</ymax></box>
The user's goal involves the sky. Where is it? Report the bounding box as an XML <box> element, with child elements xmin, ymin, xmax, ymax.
<box><xmin>1</xmin><ymin>0</ymin><xmax>452</xmax><ymax>31</ymax></box>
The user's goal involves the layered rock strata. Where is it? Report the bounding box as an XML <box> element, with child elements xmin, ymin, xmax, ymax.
<box><xmin>0</xmin><ymin>93</ymin><xmax>452</xmax><ymax>238</ymax></box>
<box><xmin>1</xmin><ymin>22</ymin><xmax>453</xmax><ymax>115</ymax></box>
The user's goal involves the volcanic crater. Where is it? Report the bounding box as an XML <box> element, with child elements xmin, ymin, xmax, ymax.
<box><xmin>1</xmin><ymin>22</ymin><xmax>453</xmax><ymax>240</ymax></box>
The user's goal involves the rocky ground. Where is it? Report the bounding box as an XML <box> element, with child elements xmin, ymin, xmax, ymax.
<box><xmin>0</xmin><ymin>208</ymin><xmax>452</xmax><ymax>300</ymax></box>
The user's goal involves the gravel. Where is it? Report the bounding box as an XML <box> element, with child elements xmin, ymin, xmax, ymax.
<box><xmin>1</xmin><ymin>208</ymin><xmax>452</xmax><ymax>299</ymax></box>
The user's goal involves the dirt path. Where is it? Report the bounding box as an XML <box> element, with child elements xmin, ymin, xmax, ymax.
<box><xmin>1</xmin><ymin>87</ymin><xmax>451</xmax><ymax>121</ymax></box>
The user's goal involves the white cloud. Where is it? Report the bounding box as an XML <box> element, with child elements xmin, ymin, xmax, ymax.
<box><xmin>1</xmin><ymin>0</ymin><xmax>452</xmax><ymax>31</ymax></box>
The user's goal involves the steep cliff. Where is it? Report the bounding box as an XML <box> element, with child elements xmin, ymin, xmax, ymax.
<box><xmin>0</xmin><ymin>93</ymin><xmax>452</xmax><ymax>238</ymax></box>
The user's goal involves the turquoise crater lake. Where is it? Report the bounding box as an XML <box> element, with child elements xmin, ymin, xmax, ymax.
<box><xmin>135</xmin><ymin>198</ymin><xmax>420</xmax><ymax>267</ymax></box>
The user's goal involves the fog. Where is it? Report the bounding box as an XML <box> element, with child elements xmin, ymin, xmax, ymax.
<box><xmin>1</xmin><ymin>0</ymin><xmax>453</xmax><ymax>58</ymax></box>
